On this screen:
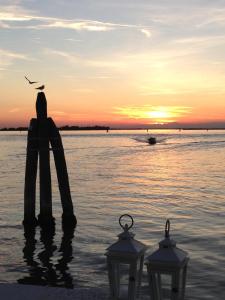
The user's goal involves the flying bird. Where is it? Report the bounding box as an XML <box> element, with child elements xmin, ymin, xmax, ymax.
<box><xmin>36</xmin><ymin>85</ymin><xmax>45</xmax><ymax>91</ymax></box>
<box><xmin>25</xmin><ymin>76</ymin><xmax>38</xmax><ymax>84</ymax></box>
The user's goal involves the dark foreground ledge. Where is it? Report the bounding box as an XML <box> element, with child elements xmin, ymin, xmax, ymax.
<box><xmin>0</xmin><ymin>283</ymin><xmax>151</xmax><ymax>299</ymax></box>
<box><xmin>0</xmin><ymin>284</ymin><xmax>109</xmax><ymax>300</ymax></box>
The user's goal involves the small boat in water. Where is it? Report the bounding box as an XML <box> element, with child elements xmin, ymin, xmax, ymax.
<box><xmin>148</xmin><ymin>137</ymin><xmax>157</xmax><ymax>145</ymax></box>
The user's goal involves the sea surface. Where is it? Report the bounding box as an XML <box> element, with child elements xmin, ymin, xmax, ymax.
<box><xmin>0</xmin><ymin>129</ymin><xmax>225</xmax><ymax>299</ymax></box>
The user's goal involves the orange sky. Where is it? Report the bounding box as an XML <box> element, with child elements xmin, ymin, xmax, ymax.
<box><xmin>1</xmin><ymin>1</ymin><xmax>225</xmax><ymax>128</ymax></box>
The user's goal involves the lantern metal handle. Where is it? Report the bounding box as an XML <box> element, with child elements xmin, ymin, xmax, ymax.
<box><xmin>165</xmin><ymin>219</ymin><xmax>170</xmax><ymax>238</ymax></box>
<box><xmin>119</xmin><ymin>214</ymin><xmax>134</xmax><ymax>231</ymax></box>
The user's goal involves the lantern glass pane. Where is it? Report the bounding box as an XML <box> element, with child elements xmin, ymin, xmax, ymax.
<box><xmin>120</xmin><ymin>263</ymin><xmax>130</xmax><ymax>282</ymax></box>
<box><xmin>117</xmin><ymin>263</ymin><xmax>130</xmax><ymax>298</ymax></box>
<box><xmin>160</xmin><ymin>274</ymin><xmax>172</xmax><ymax>299</ymax></box>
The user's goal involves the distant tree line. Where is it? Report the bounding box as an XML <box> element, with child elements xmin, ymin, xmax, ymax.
<box><xmin>58</xmin><ymin>125</ymin><xmax>110</xmax><ymax>131</ymax></box>
<box><xmin>0</xmin><ymin>127</ymin><xmax>28</xmax><ymax>131</ymax></box>
<box><xmin>0</xmin><ymin>125</ymin><xmax>110</xmax><ymax>131</ymax></box>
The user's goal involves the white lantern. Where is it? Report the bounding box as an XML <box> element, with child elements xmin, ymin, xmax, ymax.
<box><xmin>146</xmin><ymin>220</ymin><xmax>189</xmax><ymax>300</ymax></box>
<box><xmin>105</xmin><ymin>214</ymin><xmax>147</xmax><ymax>300</ymax></box>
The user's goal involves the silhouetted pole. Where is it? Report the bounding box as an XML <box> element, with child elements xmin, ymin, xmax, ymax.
<box><xmin>23</xmin><ymin>119</ymin><xmax>38</xmax><ymax>225</ymax></box>
<box><xmin>49</xmin><ymin>118</ymin><xmax>76</xmax><ymax>226</ymax></box>
<box><xmin>24</xmin><ymin>92</ymin><xmax>76</xmax><ymax>227</ymax></box>
<box><xmin>36</xmin><ymin>93</ymin><xmax>53</xmax><ymax>225</ymax></box>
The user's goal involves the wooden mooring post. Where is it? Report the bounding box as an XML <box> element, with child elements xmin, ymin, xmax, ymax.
<box><xmin>23</xmin><ymin>92</ymin><xmax>77</xmax><ymax>227</ymax></box>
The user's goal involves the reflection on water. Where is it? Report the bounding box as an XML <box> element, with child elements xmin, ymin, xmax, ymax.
<box><xmin>18</xmin><ymin>225</ymin><xmax>75</xmax><ymax>288</ymax></box>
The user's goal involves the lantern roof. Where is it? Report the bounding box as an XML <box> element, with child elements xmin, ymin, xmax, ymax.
<box><xmin>106</xmin><ymin>214</ymin><xmax>147</xmax><ymax>257</ymax></box>
<box><xmin>146</xmin><ymin>220</ymin><xmax>189</xmax><ymax>266</ymax></box>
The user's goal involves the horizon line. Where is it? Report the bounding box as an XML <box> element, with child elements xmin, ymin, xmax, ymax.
<box><xmin>1</xmin><ymin>125</ymin><xmax>225</xmax><ymax>131</ymax></box>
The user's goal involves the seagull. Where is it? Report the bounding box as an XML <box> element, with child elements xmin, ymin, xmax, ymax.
<box><xmin>36</xmin><ymin>85</ymin><xmax>45</xmax><ymax>90</ymax></box>
<box><xmin>25</xmin><ymin>76</ymin><xmax>38</xmax><ymax>84</ymax></box>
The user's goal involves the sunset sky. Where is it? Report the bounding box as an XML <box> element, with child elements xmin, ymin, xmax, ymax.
<box><xmin>1</xmin><ymin>0</ymin><xmax>225</xmax><ymax>128</ymax></box>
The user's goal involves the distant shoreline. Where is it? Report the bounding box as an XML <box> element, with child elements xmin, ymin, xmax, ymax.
<box><xmin>0</xmin><ymin>125</ymin><xmax>110</xmax><ymax>131</ymax></box>
<box><xmin>1</xmin><ymin>126</ymin><xmax>225</xmax><ymax>131</ymax></box>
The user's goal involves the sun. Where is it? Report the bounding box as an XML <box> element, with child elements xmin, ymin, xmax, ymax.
<box><xmin>147</xmin><ymin>110</ymin><xmax>171</xmax><ymax>120</ymax></box>
<box><xmin>145</xmin><ymin>108</ymin><xmax>176</xmax><ymax>123</ymax></box>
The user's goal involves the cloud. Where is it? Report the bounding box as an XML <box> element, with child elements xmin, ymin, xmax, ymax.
<box><xmin>140</xmin><ymin>29</ymin><xmax>151</xmax><ymax>38</ymax></box>
<box><xmin>44</xmin><ymin>48</ymin><xmax>127</xmax><ymax>69</ymax></box>
<box><xmin>45</xmin><ymin>20</ymin><xmax>115</xmax><ymax>32</ymax></box>
<box><xmin>43</xmin><ymin>45</ymin><xmax>205</xmax><ymax>77</ymax></box>
<box><xmin>0</xmin><ymin>12</ymin><xmax>30</xmax><ymax>22</ymax></box>
<box><xmin>45</xmin><ymin>47</ymin><xmax>195</xmax><ymax>70</ymax></box>
<box><xmin>43</xmin><ymin>49</ymin><xmax>80</xmax><ymax>64</ymax></box>
<box><xmin>0</xmin><ymin>10</ymin><xmax>31</xmax><ymax>22</ymax></box>
<box><xmin>9</xmin><ymin>108</ymin><xmax>20</xmax><ymax>113</ymax></box>
<box><xmin>139</xmin><ymin>87</ymin><xmax>184</xmax><ymax>96</ymax></box>
<box><xmin>173</xmin><ymin>35</ymin><xmax>225</xmax><ymax>48</ymax></box>
<box><xmin>0</xmin><ymin>4</ymin><xmax>151</xmax><ymax>36</ymax></box>
<box><xmin>139</xmin><ymin>84</ymin><xmax>225</xmax><ymax>96</ymax></box>
<box><xmin>196</xmin><ymin>8</ymin><xmax>225</xmax><ymax>27</ymax></box>
<box><xmin>0</xmin><ymin>21</ymin><xmax>10</xmax><ymax>28</ymax></box>
<box><xmin>49</xmin><ymin>110</ymin><xmax>66</xmax><ymax>116</ymax></box>
<box><xmin>71</xmin><ymin>88</ymin><xmax>94</xmax><ymax>93</ymax></box>
<box><xmin>0</xmin><ymin>48</ymin><xmax>29</xmax><ymax>68</ymax></box>
<box><xmin>0</xmin><ymin>48</ymin><xmax>31</xmax><ymax>79</ymax></box>
<box><xmin>0</xmin><ymin>49</ymin><xmax>28</xmax><ymax>60</ymax></box>
<box><xmin>86</xmin><ymin>59</ymin><xmax>127</xmax><ymax>68</ymax></box>
<box><xmin>0</xmin><ymin>4</ymin><xmax>36</xmax><ymax>23</ymax></box>
<box><xmin>45</xmin><ymin>19</ymin><xmax>151</xmax><ymax>36</ymax></box>
<box><xmin>65</xmin><ymin>38</ymin><xmax>83</xmax><ymax>42</ymax></box>
<box><xmin>31</xmin><ymin>18</ymin><xmax>149</xmax><ymax>35</ymax></box>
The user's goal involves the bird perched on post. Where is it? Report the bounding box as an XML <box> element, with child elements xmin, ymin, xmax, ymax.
<box><xmin>25</xmin><ymin>76</ymin><xmax>38</xmax><ymax>84</ymax></box>
<box><xmin>36</xmin><ymin>85</ymin><xmax>45</xmax><ymax>91</ymax></box>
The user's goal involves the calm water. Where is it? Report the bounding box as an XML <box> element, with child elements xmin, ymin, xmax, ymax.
<box><xmin>0</xmin><ymin>129</ymin><xmax>225</xmax><ymax>299</ymax></box>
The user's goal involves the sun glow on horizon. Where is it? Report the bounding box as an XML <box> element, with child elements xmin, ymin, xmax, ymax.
<box><xmin>114</xmin><ymin>106</ymin><xmax>192</xmax><ymax>124</ymax></box>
